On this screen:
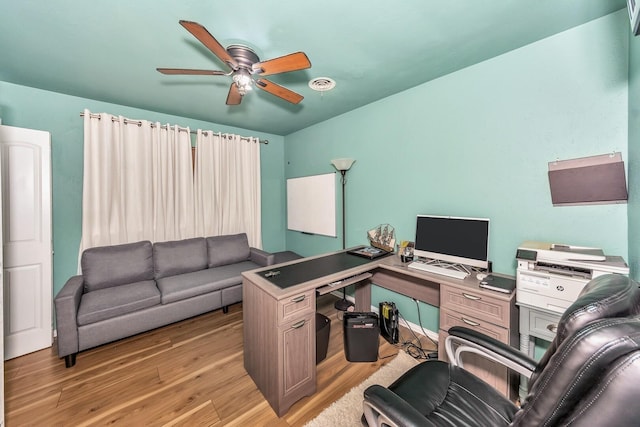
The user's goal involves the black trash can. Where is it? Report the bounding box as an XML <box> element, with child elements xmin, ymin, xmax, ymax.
<box><xmin>343</xmin><ymin>312</ymin><xmax>380</xmax><ymax>362</ymax></box>
<box><xmin>316</xmin><ymin>313</ymin><xmax>331</xmax><ymax>364</ymax></box>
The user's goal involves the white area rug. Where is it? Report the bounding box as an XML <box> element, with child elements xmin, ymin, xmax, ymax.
<box><xmin>304</xmin><ymin>351</ymin><xmax>420</xmax><ymax>427</ymax></box>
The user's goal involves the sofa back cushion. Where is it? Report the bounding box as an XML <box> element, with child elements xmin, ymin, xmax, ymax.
<box><xmin>82</xmin><ymin>240</ymin><xmax>154</xmax><ymax>292</ymax></box>
<box><xmin>207</xmin><ymin>233</ymin><xmax>250</xmax><ymax>268</ymax></box>
<box><xmin>153</xmin><ymin>237</ymin><xmax>208</xmax><ymax>279</ymax></box>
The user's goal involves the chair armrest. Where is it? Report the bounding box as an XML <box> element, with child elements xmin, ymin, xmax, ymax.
<box><xmin>250</xmin><ymin>247</ymin><xmax>275</xmax><ymax>266</ymax></box>
<box><xmin>54</xmin><ymin>275</ymin><xmax>84</xmax><ymax>357</ymax></box>
<box><xmin>445</xmin><ymin>326</ymin><xmax>537</xmax><ymax>378</ymax></box>
<box><xmin>364</xmin><ymin>384</ymin><xmax>438</xmax><ymax>427</ymax></box>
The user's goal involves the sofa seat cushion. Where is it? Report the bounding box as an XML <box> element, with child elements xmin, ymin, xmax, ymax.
<box><xmin>82</xmin><ymin>241</ymin><xmax>154</xmax><ymax>292</ymax></box>
<box><xmin>153</xmin><ymin>237</ymin><xmax>208</xmax><ymax>279</ymax></box>
<box><xmin>157</xmin><ymin>261</ymin><xmax>259</xmax><ymax>304</ymax></box>
<box><xmin>207</xmin><ymin>233</ymin><xmax>250</xmax><ymax>268</ymax></box>
<box><xmin>77</xmin><ymin>280</ymin><xmax>161</xmax><ymax>326</ymax></box>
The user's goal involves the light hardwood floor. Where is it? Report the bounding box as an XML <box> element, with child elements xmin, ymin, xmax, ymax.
<box><xmin>4</xmin><ymin>295</ymin><xmax>435</xmax><ymax>426</ymax></box>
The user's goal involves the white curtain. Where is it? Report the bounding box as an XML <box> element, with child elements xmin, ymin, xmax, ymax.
<box><xmin>194</xmin><ymin>131</ymin><xmax>262</xmax><ymax>248</ymax></box>
<box><xmin>80</xmin><ymin>109</ymin><xmax>195</xmax><ymax>253</ymax></box>
<box><xmin>150</xmin><ymin>123</ymin><xmax>195</xmax><ymax>241</ymax></box>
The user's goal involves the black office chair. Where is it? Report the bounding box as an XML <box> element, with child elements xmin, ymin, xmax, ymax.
<box><xmin>363</xmin><ymin>274</ymin><xmax>640</xmax><ymax>427</ymax></box>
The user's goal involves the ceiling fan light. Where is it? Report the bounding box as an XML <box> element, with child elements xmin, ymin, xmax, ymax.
<box><xmin>233</xmin><ymin>71</ymin><xmax>252</xmax><ymax>87</ymax></box>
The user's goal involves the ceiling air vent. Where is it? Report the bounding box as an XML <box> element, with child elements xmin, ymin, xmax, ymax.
<box><xmin>308</xmin><ymin>77</ymin><xmax>336</xmax><ymax>92</ymax></box>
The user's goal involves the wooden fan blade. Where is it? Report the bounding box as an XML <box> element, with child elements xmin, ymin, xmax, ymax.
<box><xmin>256</xmin><ymin>79</ymin><xmax>303</xmax><ymax>104</ymax></box>
<box><xmin>253</xmin><ymin>52</ymin><xmax>311</xmax><ymax>76</ymax></box>
<box><xmin>157</xmin><ymin>68</ymin><xmax>227</xmax><ymax>76</ymax></box>
<box><xmin>179</xmin><ymin>20</ymin><xmax>238</xmax><ymax>70</ymax></box>
<box><xmin>226</xmin><ymin>83</ymin><xmax>242</xmax><ymax>105</ymax></box>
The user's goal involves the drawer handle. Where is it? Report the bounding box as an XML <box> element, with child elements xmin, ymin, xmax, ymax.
<box><xmin>462</xmin><ymin>293</ymin><xmax>481</xmax><ymax>301</ymax></box>
<box><xmin>291</xmin><ymin>295</ymin><xmax>306</xmax><ymax>303</ymax></box>
<box><xmin>291</xmin><ymin>320</ymin><xmax>306</xmax><ymax>329</ymax></box>
<box><xmin>461</xmin><ymin>317</ymin><xmax>480</xmax><ymax>327</ymax></box>
<box><xmin>546</xmin><ymin>324</ymin><xmax>558</xmax><ymax>334</ymax></box>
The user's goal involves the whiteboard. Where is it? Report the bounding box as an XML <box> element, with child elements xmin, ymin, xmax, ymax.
<box><xmin>287</xmin><ymin>173</ymin><xmax>336</xmax><ymax>237</ymax></box>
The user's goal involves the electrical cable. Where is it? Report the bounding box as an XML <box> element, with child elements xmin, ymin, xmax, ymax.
<box><xmin>378</xmin><ymin>352</ymin><xmax>398</xmax><ymax>360</ymax></box>
<box><xmin>413</xmin><ymin>298</ymin><xmax>439</xmax><ymax>349</ymax></box>
<box><xmin>396</xmin><ymin>311</ymin><xmax>430</xmax><ymax>359</ymax></box>
<box><xmin>381</xmin><ymin>300</ymin><xmax>439</xmax><ymax>361</ymax></box>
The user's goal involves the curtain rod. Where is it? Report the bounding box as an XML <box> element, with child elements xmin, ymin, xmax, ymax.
<box><xmin>79</xmin><ymin>112</ymin><xmax>268</xmax><ymax>144</ymax></box>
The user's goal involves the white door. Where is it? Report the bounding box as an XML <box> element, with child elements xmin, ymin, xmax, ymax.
<box><xmin>0</xmin><ymin>125</ymin><xmax>52</xmax><ymax>360</ymax></box>
<box><xmin>0</xmin><ymin>141</ymin><xmax>5</xmax><ymax>425</ymax></box>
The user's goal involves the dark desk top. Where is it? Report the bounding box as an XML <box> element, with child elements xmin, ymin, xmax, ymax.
<box><xmin>261</xmin><ymin>252</ymin><xmax>381</xmax><ymax>289</ymax></box>
<box><xmin>243</xmin><ymin>249</ymin><xmax>515</xmax><ymax>303</ymax></box>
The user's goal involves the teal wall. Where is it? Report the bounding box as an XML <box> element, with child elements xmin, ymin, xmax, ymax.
<box><xmin>285</xmin><ymin>11</ymin><xmax>630</xmax><ymax>333</ymax></box>
<box><xmin>629</xmin><ymin>17</ymin><xmax>640</xmax><ymax>281</ymax></box>
<box><xmin>0</xmin><ymin>82</ymin><xmax>287</xmax><ymax>297</ymax></box>
<box><xmin>0</xmin><ymin>10</ymin><xmax>634</xmax><ymax>355</ymax></box>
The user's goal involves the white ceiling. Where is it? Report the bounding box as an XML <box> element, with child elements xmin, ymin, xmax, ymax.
<box><xmin>0</xmin><ymin>0</ymin><xmax>628</xmax><ymax>135</ymax></box>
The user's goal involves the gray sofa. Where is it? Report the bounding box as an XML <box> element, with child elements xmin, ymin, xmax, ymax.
<box><xmin>54</xmin><ymin>233</ymin><xmax>273</xmax><ymax>367</ymax></box>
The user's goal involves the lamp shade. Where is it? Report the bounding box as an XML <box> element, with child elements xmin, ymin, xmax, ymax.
<box><xmin>331</xmin><ymin>158</ymin><xmax>355</xmax><ymax>171</ymax></box>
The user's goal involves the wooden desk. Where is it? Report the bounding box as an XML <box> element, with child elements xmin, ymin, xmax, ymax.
<box><xmin>242</xmin><ymin>250</ymin><xmax>518</xmax><ymax>416</ymax></box>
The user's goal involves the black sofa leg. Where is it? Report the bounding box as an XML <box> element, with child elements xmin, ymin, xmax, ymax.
<box><xmin>64</xmin><ymin>353</ymin><xmax>77</xmax><ymax>368</ymax></box>
<box><xmin>223</xmin><ymin>305</ymin><xmax>229</xmax><ymax>314</ymax></box>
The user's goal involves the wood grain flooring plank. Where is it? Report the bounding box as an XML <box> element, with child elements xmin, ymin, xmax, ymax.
<box><xmin>160</xmin><ymin>400</ymin><xmax>220</xmax><ymax>427</ymax></box>
<box><xmin>56</xmin><ymin>365</ymin><xmax>162</xmax><ymax>413</ymax></box>
<box><xmin>155</xmin><ymin>325</ymin><xmax>244</xmax><ymax>383</ymax></box>
<box><xmin>95</xmin><ymin>385</ymin><xmax>222</xmax><ymax>426</ymax></box>
<box><xmin>4</xmin><ymin>391</ymin><xmax>62</xmax><ymax>425</ymax></box>
<box><xmin>222</xmin><ymin>400</ymin><xmax>290</xmax><ymax>427</ymax></box>
<box><xmin>3</xmin><ymin>295</ymin><xmax>432</xmax><ymax>426</ymax></box>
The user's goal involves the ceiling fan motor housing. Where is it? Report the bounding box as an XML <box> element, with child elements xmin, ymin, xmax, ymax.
<box><xmin>226</xmin><ymin>45</ymin><xmax>260</xmax><ymax>72</ymax></box>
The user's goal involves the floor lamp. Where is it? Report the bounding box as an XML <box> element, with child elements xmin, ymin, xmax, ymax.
<box><xmin>331</xmin><ymin>157</ymin><xmax>355</xmax><ymax>311</ymax></box>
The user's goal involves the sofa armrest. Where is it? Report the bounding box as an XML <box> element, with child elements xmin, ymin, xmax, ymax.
<box><xmin>54</xmin><ymin>275</ymin><xmax>84</xmax><ymax>357</ymax></box>
<box><xmin>445</xmin><ymin>326</ymin><xmax>537</xmax><ymax>378</ymax></box>
<box><xmin>250</xmin><ymin>247</ymin><xmax>275</xmax><ymax>266</ymax></box>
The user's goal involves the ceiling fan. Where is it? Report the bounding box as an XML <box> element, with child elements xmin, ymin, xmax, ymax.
<box><xmin>157</xmin><ymin>20</ymin><xmax>311</xmax><ymax>105</ymax></box>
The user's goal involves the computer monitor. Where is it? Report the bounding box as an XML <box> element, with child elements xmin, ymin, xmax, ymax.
<box><xmin>413</xmin><ymin>215</ymin><xmax>490</xmax><ymax>269</ymax></box>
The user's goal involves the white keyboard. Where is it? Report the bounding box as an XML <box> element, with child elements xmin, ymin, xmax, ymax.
<box><xmin>407</xmin><ymin>261</ymin><xmax>469</xmax><ymax>279</ymax></box>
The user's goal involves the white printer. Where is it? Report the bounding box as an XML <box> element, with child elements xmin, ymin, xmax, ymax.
<box><xmin>515</xmin><ymin>241</ymin><xmax>629</xmax><ymax>314</ymax></box>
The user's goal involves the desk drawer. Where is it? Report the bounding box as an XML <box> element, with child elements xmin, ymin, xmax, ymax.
<box><xmin>525</xmin><ymin>308</ymin><xmax>560</xmax><ymax>341</ymax></box>
<box><xmin>278</xmin><ymin>290</ymin><xmax>314</xmax><ymax>324</ymax></box>
<box><xmin>440</xmin><ymin>285</ymin><xmax>510</xmax><ymax>326</ymax></box>
<box><xmin>440</xmin><ymin>307</ymin><xmax>509</xmax><ymax>343</ymax></box>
